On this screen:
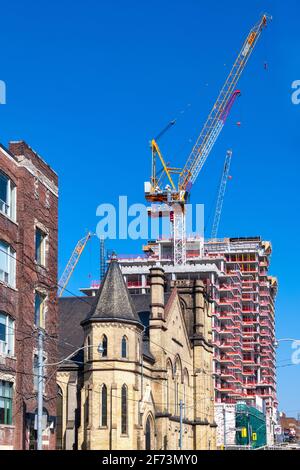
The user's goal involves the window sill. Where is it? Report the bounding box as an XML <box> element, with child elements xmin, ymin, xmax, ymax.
<box><xmin>0</xmin><ymin>353</ymin><xmax>17</xmax><ymax>361</ymax></box>
<box><xmin>0</xmin><ymin>211</ymin><xmax>18</xmax><ymax>226</ymax></box>
<box><xmin>0</xmin><ymin>280</ymin><xmax>17</xmax><ymax>292</ymax></box>
<box><xmin>0</xmin><ymin>424</ymin><xmax>15</xmax><ymax>429</ymax></box>
<box><xmin>34</xmin><ymin>261</ymin><xmax>47</xmax><ymax>271</ymax></box>
<box><xmin>33</xmin><ymin>325</ymin><xmax>46</xmax><ymax>332</ymax></box>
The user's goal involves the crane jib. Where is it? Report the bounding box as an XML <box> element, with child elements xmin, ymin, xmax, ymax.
<box><xmin>178</xmin><ymin>14</ymin><xmax>270</xmax><ymax>193</ymax></box>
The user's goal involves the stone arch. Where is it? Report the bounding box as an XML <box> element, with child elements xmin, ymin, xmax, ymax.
<box><xmin>166</xmin><ymin>358</ymin><xmax>173</xmax><ymax>414</ymax></box>
<box><xmin>100</xmin><ymin>383</ymin><xmax>107</xmax><ymax>427</ymax></box>
<box><xmin>87</xmin><ymin>335</ymin><xmax>91</xmax><ymax>361</ymax></box>
<box><xmin>121</xmin><ymin>384</ymin><xmax>128</xmax><ymax>434</ymax></box>
<box><xmin>179</xmin><ymin>296</ymin><xmax>187</xmax><ymax>316</ymax></box>
<box><xmin>174</xmin><ymin>355</ymin><xmax>183</xmax><ymax>416</ymax></box>
<box><xmin>102</xmin><ymin>334</ymin><xmax>108</xmax><ymax>357</ymax></box>
<box><xmin>183</xmin><ymin>368</ymin><xmax>190</xmax><ymax>420</ymax></box>
<box><xmin>121</xmin><ymin>335</ymin><xmax>128</xmax><ymax>358</ymax></box>
<box><xmin>174</xmin><ymin>354</ymin><xmax>183</xmax><ymax>383</ymax></box>
<box><xmin>56</xmin><ymin>385</ymin><xmax>63</xmax><ymax>449</ymax></box>
<box><xmin>144</xmin><ymin>412</ymin><xmax>155</xmax><ymax>450</ymax></box>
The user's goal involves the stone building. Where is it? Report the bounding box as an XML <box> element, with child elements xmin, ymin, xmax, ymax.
<box><xmin>0</xmin><ymin>141</ymin><xmax>58</xmax><ymax>449</ymax></box>
<box><xmin>57</xmin><ymin>257</ymin><xmax>216</xmax><ymax>450</ymax></box>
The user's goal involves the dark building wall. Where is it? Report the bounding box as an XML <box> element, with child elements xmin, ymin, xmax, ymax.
<box><xmin>0</xmin><ymin>142</ymin><xmax>58</xmax><ymax>449</ymax></box>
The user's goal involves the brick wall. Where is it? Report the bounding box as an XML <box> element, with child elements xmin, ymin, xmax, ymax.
<box><xmin>0</xmin><ymin>141</ymin><xmax>58</xmax><ymax>449</ymax></box>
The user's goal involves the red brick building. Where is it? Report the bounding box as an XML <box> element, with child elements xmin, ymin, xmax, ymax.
<box><xmin>0</xmin><ymin>141</ymin><xmax>58</xmax><ymax>449</ymax></box>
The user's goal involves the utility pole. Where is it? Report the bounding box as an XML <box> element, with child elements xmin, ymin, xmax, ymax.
<box><xmin>179</xmin><ymin>400</ymin><xmax>183</xmax><ymax>450</ymax></box>
<box><xmin>37</xmin><ymin>328</ymin><xmax>44</xmax><ymax>450</ymax></box>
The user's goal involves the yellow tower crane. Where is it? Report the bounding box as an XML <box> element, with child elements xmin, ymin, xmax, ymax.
<box><xmin>144</xmin><ymin>13</ymin><xmax>271</xmax><ymax>264</ymax></box>
<box><xmin>58</xmin><ymin>232</ymin><xmax>93</xmax><ymax>297</ymax></box>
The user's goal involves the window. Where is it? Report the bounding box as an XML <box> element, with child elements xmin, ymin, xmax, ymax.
<box><xmin>0</xmin><ymin>172</ymin><xmax>16</xmax><ymax>220</ymax></box>
<box><xmin>0</xmin><ymin>241</ymin><xmax>16</xmax><ymax>287</ymax></box>
<box><xmin>121</xmin><ymin>336</ymin><xmax>127</xmax><ymax>358</ymax></box>
<box><xmin>87</xmin><ymin>336</ymin><xmax>91</xmax><ymax>361</ymax></box>
<box><xmin>145</xmin><ymin>416</ymin><xmax>152</xmax><ymax>450</ymax></box>
<box><xmin>56</xmin><ymin>386</ymin><xmax>63</xmax><ymax>450</ymax></box>
<box><xmin>0</xmin><ymin>312</ymin><xmax>14</xmax><ymax>356</ymax></box>
<box><xmin>85</xmin><ymin>390</ymin><xmax>90</xmax><ymax>425</ymax></box>
<box><xmin>35</xmin><ymin>227</ymin><xmax>47</xmax><ymax>266</ymax></box>
<box><xmin>102</xmin><ymin>335</ymin><xmax>107</xmax><ymax>357</ymax></box>
<box><xmin>121</xmin><ymin>384</ymin><xmax>127</xmax><ymax>434</ymax></box>
<box><xmin>33</xmin><ymin>354</ymin><xmax>46</xmax><ymax>392</ymax></box>
<box><xmin>0</xmin><ymin>380</ymin><xmax>13</xmax><ymax>425</ymax></box>
<box><xmin>34</xmin><ymin>292</ymin><xmax>46</xmax><ymax>329</ymax></box>
<box><xmin>101</xmin><ymin>384</ymin><xmax>107</xmax><ymax>427</ymax></box>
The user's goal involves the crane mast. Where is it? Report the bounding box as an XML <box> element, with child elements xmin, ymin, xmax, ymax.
<box><xmin>58</xmin><ymin>232</ymin><xmax>92</xmax><ymax>297</ymax></box>
<box><xmin>145</xmin><ymin>13</ymin><xmax>271</xmax><ymax>265</ymax></box>
<box><xmin>179</xmin><ymin>14</ymin><xmax>269</xmax><ymax>193</ymax></box>
<box><xmin>211</xmin><ymin>150</ymin><xmax>233</xmax><ymax>240</ymax></box>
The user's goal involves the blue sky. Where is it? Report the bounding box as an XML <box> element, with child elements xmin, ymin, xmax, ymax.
<box><xmin>0</xmin><ymin>0</ymin><xmax>299</xmax><ymax>416</ymax></box>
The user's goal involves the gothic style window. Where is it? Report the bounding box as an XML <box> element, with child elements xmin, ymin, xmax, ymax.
<box><xmin>121</xmin><ymin>384</ymin><xmax>127</xmax><ymax>434</ymax></box>
<box><xmin>56</xmin><ymin>386</ymin><xmax>63</xmax><ymax>450</ymax></box>
<box><xmin>121</xmin><ymin>336</ymin><xmax>127</xmax><ymax>358</ymax></box>
<box><xmin>87</xmin><ymin>336</ymin><xmax>92</xmax><ymax>361</ymax></box>
<box><xmin>102</xmin><ymin>335</ymin><xmax>108</xmax><ymax>357</ymax></box>
<box><xmin>145</xmin><ymin>416</ymin><xmax>151</xmax><ymax>450</ymax></box>
<box><xmin>85</xmin><ymin>390</ymin><xmax>90</xmax><ymax>425</ymax></box>
<box><xmin>101</xmin><ymin>384</ymin><xmax>107</xmax><ymax>427</ymax></box>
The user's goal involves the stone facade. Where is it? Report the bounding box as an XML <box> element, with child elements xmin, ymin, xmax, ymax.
<box><xmin>0</xmin><ymin>141</ymin><xmax>58</xmax><ymax>449</ymax></box>
<box><xmin>57</xmin><ymin>260</ymin><xmax>216</xmax><ymax>450</ymax></box>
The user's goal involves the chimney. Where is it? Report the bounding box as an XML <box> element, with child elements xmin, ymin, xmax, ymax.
<box><xmin>149</xmin><ymin>266</ymin><xmax>165</xmax><ymax>320</ymax></box>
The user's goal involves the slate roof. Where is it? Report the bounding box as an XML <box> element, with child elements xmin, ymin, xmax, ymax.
<box><xmin>82</xmin><ymin>258</ymin><xmax>142</xmax><ymax>327</ymax></box>
<box><xmin>58</xmin><ymin>293</ymin><xmax>156</xmax><ymax>364</ymax></box>
<box><xmin>57</xmin><ymin>255</ymin><xmax>174</xmax><ymax>366</ymax></box>
<box><xmin>57</xmin><ymin>296</ymin><xmax>95</xmax><ymax>362</ymax></box>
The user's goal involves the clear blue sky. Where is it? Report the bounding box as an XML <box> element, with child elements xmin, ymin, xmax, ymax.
<box><xmin>0</xmin><ymin>0</ymin><xmax>299</xmax><ymax>416</ymax></box>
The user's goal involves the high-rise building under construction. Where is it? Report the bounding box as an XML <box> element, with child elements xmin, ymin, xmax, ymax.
<box><xmin>91</xmin><ymin>236</ymin><xmax>277</xmax><ymax>442</ymax></box>
<box><xmin>85</xmin><ymin>236</ymin><xmax>277</xmax><ymax>409</ymax></box>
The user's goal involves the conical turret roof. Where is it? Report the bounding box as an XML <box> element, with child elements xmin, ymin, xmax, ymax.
<box><xmin>82</xmin><ymin>256</ymin><xmax>143</xmax><ymax>327</ymax></box>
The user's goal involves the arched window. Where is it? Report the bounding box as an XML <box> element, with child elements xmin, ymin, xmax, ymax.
<box><xmin>174</xmin><ymin>356</ymin><xmax>182</xmax><ymax>416</ymax></box>
<box><xmin>166</xmin><ymin>359</ymin><xmax>173</xmax><ymax>414</ymax></box>
<box><xmin>85</xmin><ymin>389</ymin><xmax>90</xmax><ymax>425</ymax></box>
<box><xmin>56</xmin><ymin>386</ymin><xmax>63</xmax><ymax>450</ymax></box>
<box><xmin>102</xmin><ymin>335</ymin><xmax>108</xmax><ymax>357</ymax></box>
<box><xmin>121</xmin><ymin>384</ymin><xmax>127</xmax><ymax>434</ymax></box>
<box><xmin>101</xmin><ymin>384</ymin><xmax>107</xmax><ymax>427</ymax></box>
<box><xmin>87</xmin><ymin>336</ymin><xmax>91</xmax><ymax>361</ymax></box>
<box><xmin>121</xmin><ymin>336</ymin><xmax>127</xmax><ymax>358</ymax></box>
<box><xmin>145</xmin><ymin>415</ymin><xmax>152</xmax><ymax>450</ymax></box>
<box><xmin>183</xmin><ymin>369</ymin><xmax>189</xmax><ymax>420</ymax></box>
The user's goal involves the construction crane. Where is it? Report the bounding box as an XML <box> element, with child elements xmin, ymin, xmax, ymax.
<box><xmin>144</xmin><ymin>13</ymin><xmax>271</xmax><ymax>264</ymax></box>
<box><xmin>58</xmin><ymin>232</ymin><xmax>92</xmax><ymax>297</ymax></box>
<box><xmin>99</xmin><ymin>237</ymin><xmax>107</xmax><ymax>282</ymax></box>
<box><xmin>211</xmin><ymin>149</ymin><xmax>233</xmax><ymax>240</ymax></box>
